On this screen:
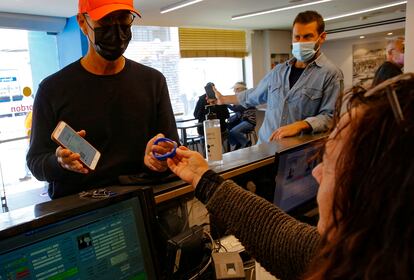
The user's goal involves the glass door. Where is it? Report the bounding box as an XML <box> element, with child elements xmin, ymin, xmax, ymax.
<box><xmin>0</xmin><ymin>29</ymin><xmax>59</xmax><ymax>211</ymax></box>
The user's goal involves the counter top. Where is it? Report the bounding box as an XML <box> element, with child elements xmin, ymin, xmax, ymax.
<box><xmin>0</xmin><ymin>133</ymin><xmax>327</xmax><ymax>232</ymax></box>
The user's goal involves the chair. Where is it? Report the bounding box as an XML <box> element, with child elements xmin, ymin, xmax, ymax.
<box><xmin>186</xmin><ymin>135</ymin><xmax>205</xmax><ymax>155</ymax></box>
<box><xmin>245</xmin><ymin>130</ymin><xmax>258</xmax><ymax>145</ymax></box>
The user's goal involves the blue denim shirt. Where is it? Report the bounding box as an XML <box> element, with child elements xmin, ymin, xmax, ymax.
<box><xmin>238</xmin><ymin>53</ymin><xmax>343</xmax><ymax>143</ymax></box>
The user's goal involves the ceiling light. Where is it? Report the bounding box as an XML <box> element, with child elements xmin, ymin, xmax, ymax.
<box><xmin>325</xmin><ymin>1</ymin><xmax>407</xmax><ymax>21</ymax></box>
<box><xmin>232</xmin><ymin>0</ymin><xmax>332</xmax><ymax>21</ymax></box>
<box><xmin>387</xmin><ymin>32</ymin><xmax>393</xmax><ymax>35</ymax></box>
<box><xmin>360</xmin><ymin>35</ymin><xmax>365</xmax><ymax>39</ymax></box>
<box><xmin>160</xmin><ymin>0</ymin><xmax>203</xmax><ymax>14</ymax></box>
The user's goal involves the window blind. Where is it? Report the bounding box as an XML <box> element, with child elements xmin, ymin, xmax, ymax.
<box><xmin>179</xmin><ymin>28</ymin><xmax>247</xmax><ymax>58</ymax></box>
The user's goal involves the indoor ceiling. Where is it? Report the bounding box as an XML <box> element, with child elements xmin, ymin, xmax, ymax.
<box><xmin>0</xmin><ymin>0</ymin><xmax>406</xmax><ymax>31</ymax></box>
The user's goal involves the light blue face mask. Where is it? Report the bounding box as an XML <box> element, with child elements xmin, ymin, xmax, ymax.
<box><xmin>291</xmin><ymin>38</ymin><xmax>320</xmax><ymax>62</ymax></box>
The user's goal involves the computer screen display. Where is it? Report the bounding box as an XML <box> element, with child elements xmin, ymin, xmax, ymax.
<box><xmin>273</xmin><ymin>141</ymin><xmax>323</xmax><ymax>212</ymax></box>
<box><xmin>0</xmin><ymin>193</ymin><xmax>157</xmax><ymax>280</ymax></box>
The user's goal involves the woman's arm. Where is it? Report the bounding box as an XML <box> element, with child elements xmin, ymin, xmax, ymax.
<box><xmin>197</xmin><ymin>171</ymin><xmax>321</xmax><ymax>280</ymax></box>
<box><xmin>167</xmin><ymin>149</ymin><xmax>321</xmax><ymax>280</ymax></box>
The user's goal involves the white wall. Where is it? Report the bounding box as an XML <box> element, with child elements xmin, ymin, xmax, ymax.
<box><xmin>264</xmin><ymin>30</ymin><xmax>292</xmax><ymax>71</ymax></box>
<box><xmin>249</xmin><ymin>29</ymin><xmax>291</xmax><ymax>86</ymax></box>
<box><xmin>250</xmin><ymin>30</ymin><xmax>265</xmax><ymax>86</ymax></box>
<box><xmin>322</xmin><ymin>39</ymin><xmax>354</xmax><ymax>88</ymax></box>
<box><xmin>244</xmin><ymin>30</ymin><xmax>254</xmax><ymax>90</ymax></box>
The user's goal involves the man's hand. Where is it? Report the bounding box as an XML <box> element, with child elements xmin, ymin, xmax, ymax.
<box><xmin>144</xmin><ymin>133</ymin><xmax>175</xmax><ymax>172</ymax></box>
<box><xmin>213</xmin><ymin>86</ymin><xmax>225</xmax><ymax>105</ymax></box>
<box><xmin>213</xmin><ymin>86</ymin><xmax>239</xmax><ymax>105</ymax></box>
<box><xmin>167</xmin><ymin>146</ymin><xmax>209</xmax><ymax>187</ymax></box>
<box><xmin>56</xmin><ymin>130</ymin><xmax>89</xmax><ymax>174</ymax></box>
<box><xmin>269</xmin><ymin>121</ymin><xmax>311</xmax><ymax>141</ymax></box>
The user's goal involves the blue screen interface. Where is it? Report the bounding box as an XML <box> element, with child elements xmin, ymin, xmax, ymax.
<box><xmin>0</xmin><ymin>198</ymin><xmax>149</xmax><ymax>280</ymax></box>
<box><xmin>273</xmin><ymin>144</ymin><xmax>321</xmax><ymax>212</ymax></box>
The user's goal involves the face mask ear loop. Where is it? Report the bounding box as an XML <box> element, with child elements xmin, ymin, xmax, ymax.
<box><xmin>82</xmin><ymin>14</ymin><xmax>96</xmax><ymax>46</ymax></box>
<box><xmin>313</xmin><ymin>36</ymin><xmax>321</xmax><ymax>54</ymax></box>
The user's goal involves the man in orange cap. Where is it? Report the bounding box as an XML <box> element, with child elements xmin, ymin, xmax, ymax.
<box><xmin>27</xmin><ymin>0</ymin><xmax>179</xmax><ymax>199</ymax></box>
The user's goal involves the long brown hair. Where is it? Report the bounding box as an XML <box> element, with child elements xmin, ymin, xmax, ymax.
<box><xmin>306</xmin><ymin>75</ymin><xmax>414</xmax><ymax>279</ymax></box>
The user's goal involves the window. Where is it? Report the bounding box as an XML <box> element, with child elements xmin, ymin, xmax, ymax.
<box><xmin>124</xmin><ymin>26</ymin><xmax>244</xmax><ymax>116</ymax></box>
<box><xmin>0</xmin><ymin>29</ymin><xmax>59</xmax><ymax>210</ymax></box>
<box><xmin>0</xmin><ymin>29</ymin><xmax>59</xmax><ymax>138</ymax></box>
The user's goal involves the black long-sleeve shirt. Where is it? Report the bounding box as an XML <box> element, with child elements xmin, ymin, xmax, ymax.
<box><xmin>27</xmin><ymin>58</ymin><xmax>179</xmax><ymax>199</ymax></box>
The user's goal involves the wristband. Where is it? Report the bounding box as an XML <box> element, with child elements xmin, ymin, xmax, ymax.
<box><xmin>152</xmin><ymin>137</ymin><xmax>177</xmax><ymax>161</ymax></box>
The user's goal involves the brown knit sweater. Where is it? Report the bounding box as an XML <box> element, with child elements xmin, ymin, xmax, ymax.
<box><xmin>195</xmin><ymin>170</ymin><xmax>321</xmax><ymax>280</ymax></box>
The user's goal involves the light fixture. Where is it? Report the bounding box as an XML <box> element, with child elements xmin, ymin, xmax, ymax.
<box><xmin>387</xmin><ymin>32</ymin><xmax>394</xmax><ymax>35</ymax></box>
<box><xmin>232</xmin><ymin>0</ymin><xmax>332</xmax><ymax>21</ymax></box>
<box><xmin>360</xmin><ymin>35</ymin><xmax>365</xmax><ymax>39</ymax></box>
<box><xmin>325</xmin><ymin>1</ymin><xmax>407</xmax><ymax>21</ymax></box>
<box><xmin>160</xmin><ymin>0</ymin><xmax>203</xmax><ymax>14</ymax></box>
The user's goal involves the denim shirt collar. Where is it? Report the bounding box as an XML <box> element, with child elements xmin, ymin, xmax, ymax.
<box><xmin>287</xmin><ymin>52</ymin><xmax>327</xmax><ymax>68</ymax></box>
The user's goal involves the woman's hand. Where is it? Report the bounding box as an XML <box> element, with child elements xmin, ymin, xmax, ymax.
<box><xmin>167</xmin><ymin>147</ymin><xmax>209</xmax><ymax>187</ymax></box>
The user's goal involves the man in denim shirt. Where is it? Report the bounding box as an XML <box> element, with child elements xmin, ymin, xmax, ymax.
<box><xmin>215</xmin><ymin>11</ymin><xmax>343</xmax><ymax>144</ymax></box>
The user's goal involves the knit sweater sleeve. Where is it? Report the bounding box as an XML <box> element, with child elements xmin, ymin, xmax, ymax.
<box><xmin>195</xmin><ymin>171</ymin><xmax>321</xmax><ymax>280</ymax></box>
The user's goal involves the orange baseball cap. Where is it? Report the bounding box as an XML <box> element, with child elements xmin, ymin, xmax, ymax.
<box><xmin>79</xmin><ymin>0</ymin><xmax>141</xmax><ymax>21</ymax></box>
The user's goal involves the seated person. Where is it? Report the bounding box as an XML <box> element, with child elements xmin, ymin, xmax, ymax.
<box><xmin>368</xmin><ymin>37</ymin><xmax>404</xmax><ymax>88</ymax></box>
<box><xmin>227</xmin><ymin>82</ymin><xmax>256</xmax><ymax>149</ymax></box>
<box><xmin>167</xmin><ymin>73</ymin><xmax>414</xmax><ymax>279</ymax></box>
<box><xmin>193</xmin><ymin>91</ymin><xmax>229</xmax><ymax>136</ymax></box>
<box><xmin>372</xmin><ymin>61</ymin><xmax>402</xmax><ymax>87</ymax></box>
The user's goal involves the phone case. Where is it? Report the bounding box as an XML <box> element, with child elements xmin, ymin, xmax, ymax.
<box><xmin>51</xmin><ymin>121</ymin><xmax>100</xmax><ymax>170</ymax></box>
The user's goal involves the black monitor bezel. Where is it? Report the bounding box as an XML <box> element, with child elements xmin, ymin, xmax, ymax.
<box><xmin>0</xmin><ymin>187</ymin><xmax>159</xmax><ymax>280</ymax></box>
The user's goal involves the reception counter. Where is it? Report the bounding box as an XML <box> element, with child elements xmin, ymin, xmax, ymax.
<box><xmin>153</xmin><ymin>132</ymin><xmax>327</xmax><ymax>204</ymax></box>
<box><xmin>0</xmin><ymin>132</ymin><xmax>328</xmax><ymax>280</ymax></box>
<box><xmin>0</xmin><ymin>132</ymin><xmax>327</xmax><ymax>232</ymax></box>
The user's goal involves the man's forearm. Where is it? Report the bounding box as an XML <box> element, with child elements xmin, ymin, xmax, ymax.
<box><xmin>304</xmin><ymin>114</ymin><xmax>332</xmax><ymax>133</ymax></box>
<box><xmin>298</xmin><ymin>120</ymin><xmax>312</xmax><ymax>133</ymax></box>
<box><xmin>220</xmin><ymin>94</ymin><xmax>239</xmax><ymax>105</ymax></box>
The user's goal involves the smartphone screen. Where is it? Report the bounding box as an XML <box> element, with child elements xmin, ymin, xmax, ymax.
<box><xmin>52</xmin><ymin>121</ymin><xmax>101</xmax><ymax>170</ymax></box>
<box><xmin>204</xmin><ymin>82</ymin><xmax>216</xmax><ymax>99</ymax></box>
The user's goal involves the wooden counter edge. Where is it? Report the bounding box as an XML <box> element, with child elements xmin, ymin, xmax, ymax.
<box><xmin>154</xmin><ymin>157</ymin><xmax>275</xmax><ymax>204</ymax></box>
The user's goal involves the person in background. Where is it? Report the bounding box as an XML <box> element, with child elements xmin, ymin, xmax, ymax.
<box><xmin>368</xmin><ymin>37</ymin><xmax>405</xmax><ymax>88</ymax></box>
<box><xmin>27</xmin><ymin>0</ymin><xmax>178</xmax><ymax>199</ymax></box>
<box><xmin>371</xmin><ymin>60</ymin><xmax>402</xmax><ymax>87</ymax></box>
<box><xmin>167</xmin><ymin>73</ymin><xmax>414</xmax><ymax>280</ymax></box>
<box><xmin>214</xmin><ymin>11</ymin><xmax>343</xmax><ymax>143</ymax></box>
<box><xmin>193</xmin><ymin>89</ymin><xmax>229</xmax><ymax>136</ymax></box>
<box><xmin>386</xmin><ymin>36</ymin><xmax>404</xmax><ymax>69</ymax></box>
<box><xmin>227</xmin><ymin>81</ymin><xmax>256</xmax><ymax>150</ymax></box>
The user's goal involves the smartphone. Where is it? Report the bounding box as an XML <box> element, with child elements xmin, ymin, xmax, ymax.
<box><xmin>204</xmin><ymin>82</ymin><xmax>216</xmax><ymax>100</ymax></box>
<box><xmin>51</xmin><ymin>121</ymin><xmax>101</xmax><ymax>170</ymax></box>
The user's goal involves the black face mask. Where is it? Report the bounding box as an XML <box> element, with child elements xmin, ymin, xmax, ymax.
<box><xmin>93</xmin><ymin>24</ymin><xmax>132</xmax><ymax>61</ymax></box>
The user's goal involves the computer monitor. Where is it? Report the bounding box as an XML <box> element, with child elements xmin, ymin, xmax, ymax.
<box><xmin>273</xmin><ymin>139</ymin><xmax>325</xmax><ymax>212</ymax></box>
<box><xmin>0</xmin><ymin>188</ymin><xmax>158</xmax><ymax>279</ymax></box>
